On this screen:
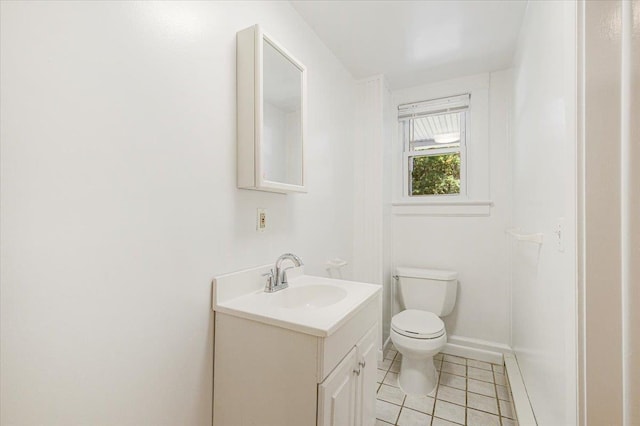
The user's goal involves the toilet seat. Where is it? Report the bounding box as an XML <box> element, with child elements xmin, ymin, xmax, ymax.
<box><xmin>391</xmin><ymin>309</ymin><xmax>445</xmax><ymax>339</ymax></box>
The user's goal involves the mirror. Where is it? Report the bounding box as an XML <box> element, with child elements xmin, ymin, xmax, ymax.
<box><xmin>237</xmin><ymin>25</ymin><xmax>307</xmax><ymax>194</ymax></box>
<box><xmin>262</xmin><ymin>40</ymin><xmax>303</xmax><ymax>186</ymax></box>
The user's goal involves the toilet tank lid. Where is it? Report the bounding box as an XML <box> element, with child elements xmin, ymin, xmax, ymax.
<box><xmin>395</xmin><ymin>267</ymin><xmax>457</xmax><ymax>281</ymax></box>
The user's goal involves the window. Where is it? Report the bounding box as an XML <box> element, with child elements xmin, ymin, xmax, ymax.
<box><xmin>399</xmin><ymin>94</ymin><xmax>469</xmax><ymax>198</ymax></box>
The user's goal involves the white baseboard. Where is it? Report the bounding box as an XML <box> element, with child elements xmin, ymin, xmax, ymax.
<box><xmin>448</xmin><ymin>335</ymin><xmax>513</xmax><ymax>354</ymax></box>
<box><xmin>383</xmin><ymin>335</ymin><xmax>392</xmax><ymax>349</ymax></box>
<box><xmin>385</xmin><ymin>333</ymin><xmax>508</xmax><ymax>364</ymax></box>
<box><xmin>379</xmin><ymin>336</ymin><xmax>393</xmax><ymax>362</ymax></box>
<box><xmin>383</xmin><ymin>336</ymin><xmax>392</xmax><ymax>352</ymax></box>
<box><xmin>442</xmin><ymin>343</ymin><xmax>503</xmax><ymax>364</ymax></box>
<box><xmin>440</xmin><ymin>335</ymin><xmax>511</xmax><ymax>364</ymax></box>
<box><xmin>504</xmin><ymin>353</ymin><xmax>537</xmax><ymax>426</ymax></box>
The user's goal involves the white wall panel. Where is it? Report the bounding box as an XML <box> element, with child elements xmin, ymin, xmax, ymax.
<box><xmin>511</xmin><ymin>2</ymin><xmax>577</xmax><ymax>424</ymax></box>
<box><xmin>390</xmin><ymin>71</ymin><xmax>513</xmax><ymax>347</ymax></box>
<box><xmin>0</xmin><ymin>2</ymin><xmax>356</xmax><ymax>424</ymax></box>
<box><xmin>353</xmin><ymin>76</ymin><xmax>393</xmax><ymax>346</ymax></box>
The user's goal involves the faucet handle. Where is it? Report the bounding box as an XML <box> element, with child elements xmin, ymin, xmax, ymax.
<box><xmin>262</xmin><ymin>270</ymin><xmax>274</xmax><ymax>291</ymax></box>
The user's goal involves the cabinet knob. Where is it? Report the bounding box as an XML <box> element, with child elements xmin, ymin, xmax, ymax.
<box><xmin>359</xmin><ymin>361</ymin><xmax>366</xmax><ymax>368</ymax></box>
<box><xmin>353</xmin><ymin>368</ymin><xmax>361</xmax><ymax>376</ymax></box>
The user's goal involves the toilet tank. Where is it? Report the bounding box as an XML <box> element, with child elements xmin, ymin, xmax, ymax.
<box><xmin>396</xmin><ymin>267</ymin><xmax>458</xmax><ymax>316</ymax></box>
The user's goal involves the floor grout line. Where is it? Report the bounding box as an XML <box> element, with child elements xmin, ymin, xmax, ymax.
<box><xmin>493</xmin><ymin>363</ymin><xmax>504</xmax><ymax>426</ymax></box>
<box><xmin>379</xmin><ymin>388</ymin><xmax>507</xmax><ymax>417</ymax></box>
<box><xmin>377</xmin><ymin>351</ymin><xmax>516</xmax><ymax>425</ymax></box>
<box><xmin>464</xmin><ymin>360</ymin><xmax>468</xmax><ymax>426</ymax></box>
<box><xmin>429</xmin><ymin>358</ymin><xmax>440</xmax><ymax>426</ymax></box>
<box><xmin>429</xmin><ymin>360</ymin><xmax>442</xmax><ymax>426</ymax></box>
<box><xmin>392</xmin><ymin>352</ymin><xmax>402</xmax><ymax>426</ymax></box>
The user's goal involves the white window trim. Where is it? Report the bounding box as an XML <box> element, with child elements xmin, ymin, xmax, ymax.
<box><xmin>391</xmin><ymin>200</ymin><xmax>494</xmax><ymax>216</ymax></box>
<box><xmin>391</xmin><ymin>74</ymin><xmax>493</xmax><ymax>216</ymax></box>
<box><xmin>401</xmin><ymin>108</ymin><xmax>468</xmax><ymax>199</ymax></box>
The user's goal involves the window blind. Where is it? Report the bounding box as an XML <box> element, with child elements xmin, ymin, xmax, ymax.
<box><xmin>398</xmin><ymin>93</ymin><xmax>470</xmax><ymax>120</ymax></box>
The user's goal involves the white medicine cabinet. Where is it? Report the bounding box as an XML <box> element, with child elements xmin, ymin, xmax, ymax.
<box><xmin>237</xmin><ymin>24</ymin><xmax>307</xmax><ymax>194</ymax></box>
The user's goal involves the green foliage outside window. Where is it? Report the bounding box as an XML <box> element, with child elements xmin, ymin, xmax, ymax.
<box><xmin>411</xmin><ymin>153</ymin><xmax>461</xmax><ymax>196</ymax></box>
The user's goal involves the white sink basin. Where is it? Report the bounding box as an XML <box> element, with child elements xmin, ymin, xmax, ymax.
<box><xmin>212</xmin><ymin>266</ymin><xmax>381</xmax><ymax>336</ymax></box>
<box><xmin>267</xmin><ymin>284</ymin><xmax>348</xmax><ymax>309</ymax></box>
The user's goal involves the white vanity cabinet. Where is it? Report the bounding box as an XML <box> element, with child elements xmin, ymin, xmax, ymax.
<box><xmin>211</xmin><ymin>271</ymin><xmax>381</xmax><ymax>426</ymax></box>
<box><xmin>318</xmin><ymin>324</ymin><xmax>377</xmax><ymax>426</ymax></box>
<box><xmin>318</xmin><ymin>347</ymin><xmax>358</xmax><ymax>426</ymax></box>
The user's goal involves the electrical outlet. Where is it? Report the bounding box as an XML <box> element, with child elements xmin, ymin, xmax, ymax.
<box><xmin>257</xmin><ymin>208</ymin><xmax>267</xmax><ymax>232</ymax></box>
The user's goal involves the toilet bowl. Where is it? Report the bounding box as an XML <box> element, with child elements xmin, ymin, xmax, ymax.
<box><xmin>390</xmin><ymin>267</ymin><xmax>458</xmax><ymax>396</ymax></box>
<box><xmin>390</xmin><ymin>309</ymin><xmax>446</xmax><ymax>395</ymax></box>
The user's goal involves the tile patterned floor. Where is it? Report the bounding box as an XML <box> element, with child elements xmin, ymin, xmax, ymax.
<box><xmin>376</xmin><ymin>346</ymin><xmax>518</xmax><ymax>426</ymax></box>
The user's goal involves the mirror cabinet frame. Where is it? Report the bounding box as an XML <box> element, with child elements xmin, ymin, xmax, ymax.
<box><xmin>237</xmin><ymin>24</ymin><xmax>307</xmax><ymax>194</ymax></box>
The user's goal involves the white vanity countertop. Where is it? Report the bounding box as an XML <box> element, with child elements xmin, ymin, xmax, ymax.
<box><xmin>212</xmin><ymin>267</ymin><xmax>381</xmax><ymax>337</ymax></box>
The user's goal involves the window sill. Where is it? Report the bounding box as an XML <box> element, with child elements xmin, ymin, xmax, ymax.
<box><xmin>391</xmin><ymin>200</ymin><xmax>493</xmax><ymax>217</ymax></box>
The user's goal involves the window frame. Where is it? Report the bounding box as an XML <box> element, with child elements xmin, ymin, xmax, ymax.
<box><xmin>399</xmin><ymin>96</ymin><xmax>469</xmax><ymax>200</ymax></box>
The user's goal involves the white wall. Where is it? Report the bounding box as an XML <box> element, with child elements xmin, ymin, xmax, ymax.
<box><xmin>390</xmin><ymin>71</ymin><xmax>513</xmax><ymax>348</ymax></box>
<box><xmin>510</xmin><ymin>1</ymin><xmax>577</xmax><ymax>425</ymax></box>
<box><xmin>352</xmin><ymin>76</ymin><xmax>393</xmax><ymax>347</ymax></box>
<box><xmin>382</xmin><ymin>81</ymin><xmax>394</xmax><ymax>346</ymax></box>
<box><xmin>0</xmin><ymin>2</ymin><xmax>356</xmax><ymax>424</ymax></box>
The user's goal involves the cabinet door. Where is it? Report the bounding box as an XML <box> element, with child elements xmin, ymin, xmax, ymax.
<box><xmin>318</xmin><ymin>347</ymin><xmax>358</xmax><ymax>426</ymax></box>
<box><xmin>355</xmin><ymin>324</ymin><xmax>378</xmax><ymax>426</ymax></box>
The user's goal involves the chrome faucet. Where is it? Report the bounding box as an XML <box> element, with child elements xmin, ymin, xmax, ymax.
<box><xmin>263</xmin><ymin>253</ymin><xmax>304</xmax><ymax>293</ymax></box>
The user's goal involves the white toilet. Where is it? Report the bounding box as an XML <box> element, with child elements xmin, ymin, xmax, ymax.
<box><xmin>390</xmin><ymin>267</ymin><xmax>458</xmax><ymax>395</ymax></box>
